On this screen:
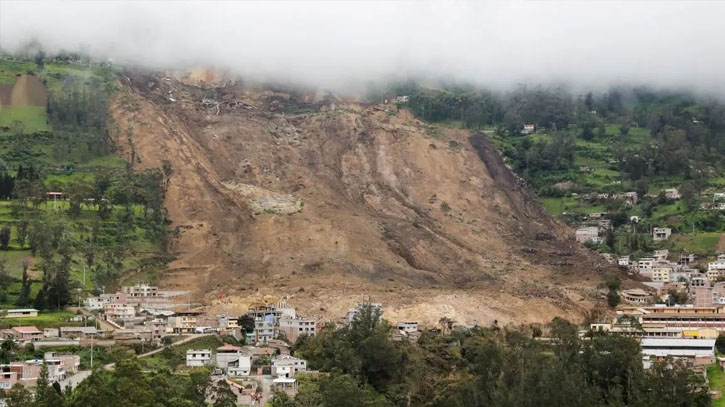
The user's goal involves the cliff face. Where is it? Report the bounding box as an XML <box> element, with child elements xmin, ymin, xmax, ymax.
<box><xmin>110</xmin><ymin>72</ymin><xmax>610</xmax><ymax>326</ymax></box>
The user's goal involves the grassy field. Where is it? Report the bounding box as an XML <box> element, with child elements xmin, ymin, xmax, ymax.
<box><xmin>0</xmin><ymin>107</ymin><xmax>50</xmax><ymax>133</ymax></box>
<box><xmin>0</xmin><ymin>310</ymin><xmax>84</xmax><ymax>329</ymax></box>
<box><xmin>708</xmin><ymin>364</ymin><xmax>725</xmax><ymax>407</ymax></box>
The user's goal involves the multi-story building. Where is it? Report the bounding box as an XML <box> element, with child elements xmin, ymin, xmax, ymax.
<box><xmin>103</xmin><ymin>304</ymin><xmax>136</xmax><ymax>319</ymax></box>
<box><xmin>216</xmin><ymin>345</ymin><xmax>243</xmax><ymax>369</ymax></box>
<box><xmin>186</xmin><ymin>349</ymin><xmax>212</xmax><ymax>367</ymax></box>
<box><xmin>279</xmin><ymin>317</ymin><xmax>316</xmax><ymax>343</ymax></box>
<box><xmin>122</xmin><ymin>283</ymin><xmax>159</xmax><ymax>298</ymax></box>
<box><xmin>228</xmin><ymin>356</ymin><xmax>252</xmax><ymax>376</ymax></box>
<box><xmin>707</xmin><ymin>255</ymin><xmax>725</xmax><ymax>281</ymax></box>
<box><xmin>167</xmin><ymin>311</ymin><xmax>201</xmax><ymax>334</ymax></box>
<box><xmin>653</xmin><ymin>227</ymin><xmax>672</xmax><ymax>241</ymax></box>
<box><xmin>218</xmin><ymin>315</ymin><xmax>239</xmax><ymax>330</ymax></box>
<box><xmin>272</xmin><ymin>355</ymin><xmax>307</xmax><ymax>378</ymax></box>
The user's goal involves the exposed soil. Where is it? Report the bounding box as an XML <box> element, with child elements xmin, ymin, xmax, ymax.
<box><xmin>109</xmin><ymin>71</ymin><xmax>614</xmax><ymax>326</ymax></box>
<box><xmin>7</xmin><ymin>74</ymin><xmax>47</xmax><ymax>107</ymax></box>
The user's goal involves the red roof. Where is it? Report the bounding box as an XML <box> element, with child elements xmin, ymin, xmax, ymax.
<box><xmin>12</xmin><ymin>326</ymin><xmax>41</xmax><ymax>334</ymax></box>
<box><xmin>217</xmin><ymin>345</ymin><xmax>241</xmax><ymax>351</ymax></box>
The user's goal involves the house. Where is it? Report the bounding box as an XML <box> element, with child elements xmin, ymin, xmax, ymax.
<box><xmin>575</xmin><ymin>226</ymin><xmax>599</xmax><ymax>244</ymax></box>
<box><xmin>714</xmin><ymin>193</ymin><xmax>725</xmax><ymax>202</ymax></box>
<box><xmin>216</xmin><ymin>345</ymin><xmax>243</xmax><ymax>369</ymax></box>
<box><xmin>168</xmin><ymin>311</ymin><xmax>202</xmax><ymax>334</ymax></box>
<box><xmin>43</xmin><ymin>328</ymin><xmax>59</xmax><ymax>338</ymax></box>
<box><xmin>10</xmin><ymin>326</ymin><xmax>43</xmax><ymax>342</ymax></box>
<box><xmin>680</xmin><ymin>253</ymin><xmax>696</xmax><ymax>266</ymax></box>
<box><xmin>618</xmin><ymin>256</ymin><xmax>631</xmax><ymax>267</ymax></box>
<box><xmin>4</xmin><ymin>309</ymin><xmax>38</xmax><ymax>318</ymax></box>
<box><xmin>103</xmin><ymin>303</ymin><xmax>135</xmax><ymax>319</ymax></box>
<box><xmin>218</xmin><ymin>315</ymin><xmax>239</xmax><ymax>330</ymax></box>
<box><xmin>122</xmin><ymin>283</ymin><xmax>159</xmax><ymax>298</ymax></box>
<box><xmin>653</xmin><ymin>250</ymin><xmax>669</xmax><ymax>262</ymax></box>
<box><xmin>272</xmin><ymin>355</ymin><xmax>307</xmax><ymax>378</ymax></box>
<box><xmin>228</xmin><ymin>356</ymin><xmax>252</xmax><ymax>376</ymax></box>
<box><xmin>186</xmin><ymin>349</ymin><xmax>212</xmax><ymax>367</ymax></box>
<box><xmin>43</xmin><ymin>352</ymin><xmax>80</xmax><ymax>374</ymax></box>
<box><xmin>0</xmin><ymin>365</ymin><xmax>19</xmax><ymax>391</ymax></box>
<box><xmin>623</xmin><ymin>191</ymin><xmax>639</xmax><ymax>205</ymax></box>
<box><xmin>522</xmin><ymin>124</ymin><xmax>535</xmax><ymax>134</ymax></box>
<box><xmin>652</xmin><ymin>227</ymin><xmax>671</xmax><ymax>241</ymax></box>
<box><xmin>279</xmin><ymin>317</ymin><xmax>316</xmax><ymax>343</ymax></box>
<box><xmin>652</xmin><ymin>266</ymin><xmax>672</xmax><ymax>283</ymax></box>
<box><xmin>253</xmin><ymin>316</ymin><xmax>277</xmax><ymax>344</ymax></box>
<box><xmin>664</xmin><ymin>188</ymin><xmax>681</xmax><ymax>200</ymax></box>
<box><xmin>59</xmin><ymin>326</ymin><xmax>97</xmax><ymax>339</ymax></box>
<box><xmin>707</xmin><ymin>256</ymin><xmax>725</xmax><ymax>281</ymax></box>
<box><xmin>83</xmin><ymin>296</ymin><xmax>111</xmax><ymax>310</ymax></box>
<box><xmin>638</xmin><ymin>258</ymin><xmax>655</xmax><ymax>271</ymax></box>
<box><xmin>392</xmin><ymin>96</ymin><xmax>409</xmax><ymax>104</ymax></box>
<box><xmin>640</xmin><ymin>338</ymin><xmax>715</xmax><ymax>358</ymax></box>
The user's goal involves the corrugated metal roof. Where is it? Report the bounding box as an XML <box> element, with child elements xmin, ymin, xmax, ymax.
<box><xmin>641</xmin><ymin>338</ymin><xmax>715</xmax><ymax>347</ymax></box>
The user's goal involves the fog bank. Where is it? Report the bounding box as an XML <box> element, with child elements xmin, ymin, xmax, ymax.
<box><xmin>1</xmin><ymin>1</ymin><xmax>724</xmax><ymax>92</ymax></box>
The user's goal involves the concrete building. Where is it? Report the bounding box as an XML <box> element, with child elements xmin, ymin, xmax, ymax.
<box><xmin>621</xmin><ymin>289</ymin><xmax>649</xmax><ymax>304</ymax></box>
<box><xmin>60</xmin><ymin>326</ymin><xmax>97</xmax><ymax>339</ymax></box>
<box><xmin>707</xmin><ymin>255</ymin><xmax>725</xmax><ymax>281</ymax></box>
<box><xmin>4</xmin><ymin>309</ymin><xmax>38</xmax><ymax>318</ymax></box>
<box><xmin>10</xmin><ymin>326</ymin><xmax>42</xmax><ymax>342</ymax></box>
<box><xmin>618</xmin><ymin>256</ymin><xmax>631</xmax><ymax>267</ymax></box>
<box><xmin>216</xmin><ymin>345</ymin><xmax>243</xmax><ymax>369</ymax></box>
<box><xmin>103</xmin><ymin>304</ymin><xmax>135</xmax><ymax>319</ymax></box>
<box><xmin>168</xmin><ymin>311</ymin><xmax>202</xmax><ymax>334</ymax></box>
<box><xmin>218</xmin><ymin>315</ymin><xmax>239</xmax><ymax>330</ymax></box>
<box><xmin>228</xmin><ymin>356</ymin><xmax>252</xmax><ymax>376</ymax></box>
<box><xmin>279</xmin><ymin>317</ymin><xmax>316</xmax><ymax>343</ymax></box>
<box><xmin>653</xmin><ymin>227</ymin><xmax>672</xmax><ymax>241</ymax></box>
<box><xmin>186</xmin><ymin>349</ymin><xmax>212</xmax><ymax>367</ymax></box>
<box><xmin>575</xmin><ymin>226</ymin><xmax>599</xmax><ymax>244</ymax></box>
<box><xmin>640</xmin><ymin>338</ymin><xmax>716</xmax><ymax>358</ymax></box>
<box><xmin>272</xmin><ymin>355</ymin><xmax>307</xmax><ymax>378</ymax></box>
<box><xmin>83</xmin><ymin>296</ymin><xmax>111</xmax><ymax>310</ymax></box>
<box><xmin>122</xmin><ymin>283</ymin><xmax>159</xmax><ymax>297</ymax></box>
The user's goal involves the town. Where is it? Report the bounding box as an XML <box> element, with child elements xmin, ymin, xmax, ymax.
<box><xmin>0</xmin><ymin>283</ymin><xmax>425</xmax><ymax>405</ymax></box>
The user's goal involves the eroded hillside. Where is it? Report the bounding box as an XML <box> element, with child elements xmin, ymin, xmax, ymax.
<box><xmin>110</xmin><ymin>72</ymin><xmax>612</xmax><ymax>325</ymax></box>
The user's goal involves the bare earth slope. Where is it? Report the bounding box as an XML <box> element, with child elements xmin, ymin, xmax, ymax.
<box><xmin>110</xmin><ymin>72</ymin><xmax>611</xmax><ymax>326</ymax></box>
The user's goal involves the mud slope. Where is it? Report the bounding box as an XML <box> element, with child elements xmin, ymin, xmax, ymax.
<box><xmin>110</xmin><ymin>72</ymin><xmax>612</xmax><ymax>325</ymax></box>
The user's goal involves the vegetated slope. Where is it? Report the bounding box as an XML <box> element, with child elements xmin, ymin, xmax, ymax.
<box><xmin>110</xmin><ymin>71</ymin><xmax>612</xmax><ymax>325</ymax></box>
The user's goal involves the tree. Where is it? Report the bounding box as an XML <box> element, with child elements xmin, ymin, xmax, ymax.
<box><xmin>0</xmin><ymin>260</ymin><xmax>10</xmax><ymax>302</ymax></box>
<box><xmin>5</xmin><ymin>383</ymin><xmax>34</xmax><ymax>407</ymax></box>
<box><xmin>15</xmin><ymin>220</ymin><xmax>28</xmax><ymax>248</ymax></box>
<box><xmin>18</xmin><ymin>262</ymin><xmax>31</xmax><ymax>306</ymax></box>
<box><xmin>211</xmin><ymin>380</ymin><xmax>237</xmax><ymax>407</ymax></box>
<box><xmin>0</xmin><ymin>225</ymin><xmax>11</xmax><ymax>250</ymax></box>
<box><xmin>237</xmin><ymin>315</ymin><xmax>256</xmax><ymax>335</ymax></box>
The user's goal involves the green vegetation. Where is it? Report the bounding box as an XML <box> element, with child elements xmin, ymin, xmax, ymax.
<box><xmin>0</xmin><ymin>56</ymin><xmax>170</xmax><ymax>311</ymax></box>
<box><xmin>708</xmin><ymin>364</ymin><xmax>725</xmax><ymax>407</ymax></box>
<box><xmin>279</xmin><ymin>307</ymin><xmax>710</xmax><ymax>407</ymax></box>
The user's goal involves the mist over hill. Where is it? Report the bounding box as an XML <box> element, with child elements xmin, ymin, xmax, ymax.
<box><xmin>2</xmin><ymin>1</ymin><xmax>725</xmax><ymax>94</ymax></box>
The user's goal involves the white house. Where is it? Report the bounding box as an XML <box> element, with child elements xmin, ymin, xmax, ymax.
<box><xmin>618</xmin><ymin>256</ymin><xmax>631</xmax><ymax>267</ymax></box>
<box><xmin>186</xmin><ymin>349</ymin><xmax>212</xmax><ymax>367</ymax></box>
<box><xmin>272</xmin><ymin>355</ymin><xmax>307</xmax><ymax>378</ymax></box>
<box><xmin>83</xmin><ymin>296</ymin><xmax>110</xmax><ymax>310</ymax></box>
<box><xmin>216</xmin><ymin>345</ymin><xmax>242</xmax><ymax>369</ymax></box>
<box><xmin>522</xmin><ymin>124</ymin><xmax>535</xmax><ymax>134</ymax></box>
<box><xmin>228</xmin><ymin>356</ymin><xmax>252</xmax><ymax>376</ymax></box>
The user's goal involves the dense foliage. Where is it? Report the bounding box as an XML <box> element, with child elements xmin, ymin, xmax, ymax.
<box><xmin>282</xmin><ymin>309</ymin><xmax>709</xmax><ymax>407</ymax></box>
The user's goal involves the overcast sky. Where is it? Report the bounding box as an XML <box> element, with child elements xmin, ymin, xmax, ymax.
<box><xmin>1</xmin><ymin>1</ymin><xmax>724</xmax><ymax>92</ymax></box>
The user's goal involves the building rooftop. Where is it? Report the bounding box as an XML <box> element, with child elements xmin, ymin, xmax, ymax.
<box><xmin>11</xmin><ymin>326</ymin><xmax>41</xmax><ymax>334</ymax></box>
<box><xmin>217</xmin><ymin>345</ymin><xmax>242</xmax><ymax>352</ymax></box>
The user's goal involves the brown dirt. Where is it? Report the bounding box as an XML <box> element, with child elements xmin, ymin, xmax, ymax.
<box><xmin>109</xmin><ymin>72</ymin><xmax>613</xmax><ymax>327</ymax></box>
<box><xmin>8</xmin><ymin>74</ymin><xmax>47</xmax><ymax>107</ymax></box>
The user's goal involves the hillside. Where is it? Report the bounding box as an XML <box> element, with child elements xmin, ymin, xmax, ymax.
<box><xmin>109</xmin><ymin>72</ymin><xmax>612</xmax><ymax>325</ymax></box>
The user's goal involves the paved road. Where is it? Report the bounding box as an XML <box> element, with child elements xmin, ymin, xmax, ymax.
<box><xmin>59</xmin><ymin>333</ymin><xmax>213</xmax><ymax>390</ymax></box>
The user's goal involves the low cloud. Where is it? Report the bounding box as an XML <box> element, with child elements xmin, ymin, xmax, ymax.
<box><xmin>1</xmin><ymin>1</ymin><xmax>724</xmax><ymax>92</ymax></box>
